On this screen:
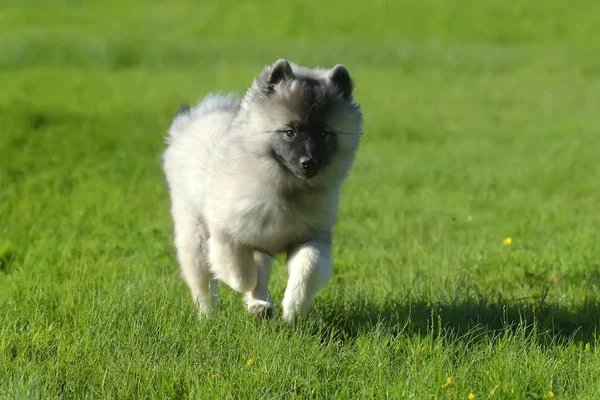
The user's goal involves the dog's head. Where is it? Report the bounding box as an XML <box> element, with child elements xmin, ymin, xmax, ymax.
<box><xmin>240</xmin><ymin>59</ymin><xmax>363</xmax><ymax>186</ymax></box>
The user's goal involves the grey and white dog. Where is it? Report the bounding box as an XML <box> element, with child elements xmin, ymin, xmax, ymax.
<box><xmin>162</xmin><ymin>59</ymin><xmax>363</xmax><ymax>322</ymax></box>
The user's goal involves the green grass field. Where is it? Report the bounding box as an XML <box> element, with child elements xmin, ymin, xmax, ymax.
<box><xmin>2</xmin><ymin>0</ymin><xmax>600</xmax><ymax>398</ymax></box>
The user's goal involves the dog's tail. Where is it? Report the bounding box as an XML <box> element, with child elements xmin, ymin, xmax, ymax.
<box><xmin>166</xmin><ymin>94</ymin><xmax>240</xmax><ymax>142</ymax></box>
<box><xmin>175</xmin><ymin>103</ymin><xmax>191</xmax><ymax>118</ymax></box>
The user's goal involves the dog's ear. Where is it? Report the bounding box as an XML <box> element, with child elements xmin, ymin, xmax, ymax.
<box><xmin>329</xmin><ymin>64</ymin><xmax>354</xmax><ymax>99</ymax></box>
<box><xmin>259</xmin><ymin>59</ymin><xmax>295</xmax><ymax>95</ymax></box>
<box><xmin>268</xmin><ymin>59</ymin><xmax>295</xmax><ymax>86</ymax></box>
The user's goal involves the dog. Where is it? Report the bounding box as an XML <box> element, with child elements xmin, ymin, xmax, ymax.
<box><xmin>162</xmin><ymin>59</ymin><xmax>363</xmax><ymax>322</ymax></box>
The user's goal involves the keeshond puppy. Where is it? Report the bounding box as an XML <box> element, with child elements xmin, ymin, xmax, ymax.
<box><xmin>162</xmin><ymin>59</ymin><xmax>362</xmax><ymax>322</ymax></box>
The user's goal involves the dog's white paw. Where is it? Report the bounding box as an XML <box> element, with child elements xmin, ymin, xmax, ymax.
<box><xmin>282</xmin><ymin>302</ymin><xmax>300</xmax><ymax>323</ymax></box>
<box><xmin>282</xmin><ymin>292</ymin><xmax>315</xmax><ymax>323</ymax></box>
<box><xmin>245</xmin><ymin>297</ymin><xmax>275</xmax><ymax>319</ymax></box>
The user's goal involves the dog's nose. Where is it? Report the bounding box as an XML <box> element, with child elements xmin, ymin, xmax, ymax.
<box><xmin>300</xmin><ymin>157</ymin><xmax>313</xmax><ymax>170</ymax></box>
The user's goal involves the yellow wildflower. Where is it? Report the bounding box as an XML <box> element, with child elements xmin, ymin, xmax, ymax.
<box><xmin>569</xmin><ymin>308</ymin><xmax>577</xmax><ymax>316</ymax></box>
<box><xmin>502</xmin><ymin>237</ymin><xmax>512</xmax><ymax>246</ymax></box>
<box><xmin>211</xmin><ymin>373</ymin><xmax>220</xmax><ymax>379</ymax></box>
<box><xmin>247</xmin><ymin>359</ymin><xmax>254</xmax><ymax>367</ymax></box>
<box><xmin>442</xmin><ymin>377</ymin><xmax>452</xmax><ymax>388</ymax></box>
<box><xmin>544</xmin><ymin>391</ymin><xmax>554</xmax><ymax>398</ymax></box>
<box><xmin>468</xmin><ymin>393</ymin><xmax>475</xmax><ymax>400</ymax></box>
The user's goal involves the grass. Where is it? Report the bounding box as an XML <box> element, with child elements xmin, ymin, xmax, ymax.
<box><xmin>1</xmin><ymin>0</ymin><xmax>600</xmax><ymax>398</ymax></box>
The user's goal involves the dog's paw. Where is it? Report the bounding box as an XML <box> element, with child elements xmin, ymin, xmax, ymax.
<box><xmin>281</xmin><ymin>292</ymin><xmax>314</xmax><ymax>323</ymax></box>
<box><xmin>245</xmin><ymin>298</ymin><xmax>275</xmax><ymax>319</ymax></box>
<box><xmin>194</xmin><ymin>301</ymin><xmax>217</xmax><ymax>320</ymax></box>
<box><xmin>282</xmin><ymin>304</ymin><xmax>300</xmax><ymax>323</ymax></box>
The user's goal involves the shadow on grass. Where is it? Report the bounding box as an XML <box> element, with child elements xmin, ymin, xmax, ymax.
<box><xmin>312</xmin><ymin>294</ymin><xmax>600</xmax><ymax>344</ymax></box>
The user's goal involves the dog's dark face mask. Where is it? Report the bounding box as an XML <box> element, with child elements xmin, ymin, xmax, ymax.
<box><xmin>272</xmin><ymin>122</ymin><xmax>337</xmax><ymax>180</ymax></box>
<box><xmin>256</xmin><ymin>59</ymin><xmax>355</xmax><ymax>181</ymax></box>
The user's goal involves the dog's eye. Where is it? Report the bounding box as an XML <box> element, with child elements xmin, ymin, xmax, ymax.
<box><xmin>321</xmin><ymin>130</ymin><xmax>330</xmax><ymax>137</ymax></box>
<box><xmin>284</xmin><ymin>129</ymin><xmax>295</xmax><ymax>138</ymax></box>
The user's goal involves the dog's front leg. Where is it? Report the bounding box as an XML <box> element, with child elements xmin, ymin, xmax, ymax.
<box><xmin>282</xmin><ymin>239</ymin><xmax>333</xmax><ymax>323</ymax></box>
<box><xmin>244</xmin><ymin>251</ymin><xmax>275</xmax><ymax>318</ymax></box>
<box><xmin>208</xmin><ymin>234</ymin><xmax>257</xmax><ymax>293</ymax></box>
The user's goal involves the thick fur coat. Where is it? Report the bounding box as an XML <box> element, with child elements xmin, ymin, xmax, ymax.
<box><xmin>162</xmin><ymin>59</ymin><xmax>363</xmax><ymax>322</ymax></box>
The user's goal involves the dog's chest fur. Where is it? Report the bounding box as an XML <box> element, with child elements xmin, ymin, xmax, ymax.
<box><xmin>223</xmin><ymin>187</ymin><xmax>334</xmax><ymax>254</ymax></box>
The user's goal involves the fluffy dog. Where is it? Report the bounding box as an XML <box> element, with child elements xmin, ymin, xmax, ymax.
<box><xmin>162</xmin><ymin>59</ymin><xmax>363</xmax><ymax>322</ymax></box>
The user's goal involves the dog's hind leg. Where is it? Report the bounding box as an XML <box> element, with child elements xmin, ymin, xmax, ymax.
<box><xmin>172</xmin><ymin>201</ymin><xmax>217</xmax><ymax>315</ymax></box>
<box><xmin>244</xmin><ymin>251</ymin><xmax>275</xmax><ymax>318</ymax></box>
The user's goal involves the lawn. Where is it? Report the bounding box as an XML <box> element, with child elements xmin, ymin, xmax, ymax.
<box><xmin>2</xmin><ymin>0</ymin><xmax>600</xmax><ymax>398</ymax></box>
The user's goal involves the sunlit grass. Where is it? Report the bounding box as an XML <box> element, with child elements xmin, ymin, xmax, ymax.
<box><xmin>2</xmin><ymin>0</ymin><xmax>600</xmax><ymax>398</ymax></box>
